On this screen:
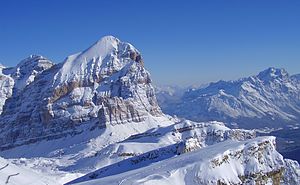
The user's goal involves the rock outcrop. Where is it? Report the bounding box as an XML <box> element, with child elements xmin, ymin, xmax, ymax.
<box><xmin>0</xmin><ymin>67</ymin><xmax>14</xmax><ymax>114</ymax></box>
<box><xmin>0</xmin><ymin>55</ymin><xmax>53</xmax><ymax>114</ymax></box>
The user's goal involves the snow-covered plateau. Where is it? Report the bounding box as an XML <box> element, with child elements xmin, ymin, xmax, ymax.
<box><xmin>0</xmin><ymin>36</ymin><xmax>299</xmax><ymax>184</ymax></box>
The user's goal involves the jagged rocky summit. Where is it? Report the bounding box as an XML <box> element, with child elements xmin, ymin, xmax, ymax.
<box><xmin>0</xmin><ymin>55</ymin><xmax>53</xmax><ymax>114</ymax></box>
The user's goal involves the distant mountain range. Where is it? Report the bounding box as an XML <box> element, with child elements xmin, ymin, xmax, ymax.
<box><xmin>0</xmin><ymin>36</ymin><xmax>299</xmax><ymax>184</ymax></box>
<box><xmin>158</xmin><ymin>67</ymin><xmax>300</xmax><ymax>129</ymax></box>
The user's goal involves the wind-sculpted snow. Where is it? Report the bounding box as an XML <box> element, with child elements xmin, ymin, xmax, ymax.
<box><xmin>69</xmin><ymin>137</ymin><xmax>300</xmax><ymax>185</ymax></box>
<box><xmin>67</xmin><ymin>120</ymin><xmax>256</xmax><ymax>184</ymax></box>
<box><xmin>0</xmin><ymin>118</ymin><xmax>259</xmax><ymax>184</ymax></box>
<box><xmin>0</xmin><ymin>157</ymin><xmax>56</xmax><ymax>185</ymax></box>
<box><xmin>0</xmin><ymin>118</ymin><xmax>298</xmax><ymax>184</ymax></box>
<box><xmin>161</xmin><ymin>67</ymin><xmax>300</xmax><ymax>129</ymax></box>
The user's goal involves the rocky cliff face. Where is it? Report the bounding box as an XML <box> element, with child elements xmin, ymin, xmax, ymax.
<box><xmin>0</xmin><ymin>55</ymin><xmax>53</xmax><ymax>114</ymax></box>
<box><xmin>0</xmin><ymin>36</ymin><xmax>162</xmax><ymax>150</ymax></box>
<box><xmin>0</xmin><ymin>67</ymin><xmax>14</xmax><ymax>114</ymax></box>
<box><xmin>4</xmin><ymin>55</ymin><xmax>54</xmax><ymax>92</ymax></box>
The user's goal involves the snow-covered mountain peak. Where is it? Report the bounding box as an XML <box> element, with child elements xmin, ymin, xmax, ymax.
<box><xmin>3</xmin><ymin>55</ymin><xmax>53</xmax><ymax>74</ymax></box>
<box><xmin>80</xmin><ymin>35</ymin><xmax>121</xmax><ymax>60</ymax></box>
<box><xmin>8</xmin><ymin>55</ymin><xmax>54</xmax><ymax>91</ymax></box>
<box><xmin>257</xmin><ymin>67</ymin><xmax>289</xmax><ymax>82</ymax></box>
<box><xmin>18</xmin><ymin>54</ymin><xmax>48</xmax><ymax>64</ymax></box>
<box><xmin>54</xmin><ymin>35</ymin><xmax>142</xmax><ymax>85</ymax></box>
<box><xmin>94</xmin><ymin>35</ymin><xmax>120</xmax><ymax>46</ymax></box>
<box><xmin>0</xmin><ymin>64</ymin><xmax>5</xmax><ymax>70</ymax></box>
<box><xmin>291</xmin><ymin>74</ymin><xmax>300</xmax><ymax>81</ymax></box>
<box><xmin>0</xmin><ymin>36</ymin><xmax>160</xmax><ymax>150</ymax></box>
<box><xmin>160</xmin><ymin>67</ymin><xmax>300</xmax><ymax>129</ymax></box>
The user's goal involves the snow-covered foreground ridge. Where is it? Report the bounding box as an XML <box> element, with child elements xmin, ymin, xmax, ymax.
<box><xmin>0</xmin><ymin>36</ymin><xmax>299</xmax><ymax>184</ymax></box>
<box><xmin>71</xmin><ymin>137</ymin><xmax>299</xmax><ymax>185</ymax></box>
<box><xmin>0</xmin><ymin>157</ymin><xmax>56</xmax><ymax>185</ymax></box>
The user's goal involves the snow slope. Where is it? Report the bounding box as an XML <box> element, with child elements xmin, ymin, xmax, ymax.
<box><xmin>0</xmin><ymin>157</ymin><xmax>56</xmax><ymax>185</ymax></box>
<box><xmin>0</xmin><ymin>118</ymin><xmax>256</xmax><ymax>184</ymax></box>
<box><xmin>70</xmin><ymin>137</ymin><xmax>300</xmax><ymax>185</ymax></box>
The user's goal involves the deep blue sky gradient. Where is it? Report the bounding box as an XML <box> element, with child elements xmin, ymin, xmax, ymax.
<box><xmin>0</xmin><ymin>0</ymin><xmax>300</xmax><ymax>85</ymax></box>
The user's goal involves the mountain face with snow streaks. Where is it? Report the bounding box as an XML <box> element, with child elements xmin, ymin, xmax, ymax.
<box><xmin>0</xmin><ymin>36</ymin><xmax>161</xmax><ymax>150</ymax></box>
<box><xmin>0</xmin><ymin>55</ymin><xmax>53</xmax><ymax>114</ymax></box>
<box><xmin>0</xmin><ymin>69</ymin><xmax>14</xmax><ymax>114</ymax></box>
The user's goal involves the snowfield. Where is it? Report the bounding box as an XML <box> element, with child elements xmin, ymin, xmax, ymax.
<box><xmin>0</xmin><ymin>157</ymin><xmax>56</xmax><ymax>185</ymax></box>
<box><xmin>70</xmin><ymin>137</ymin><xmax>298</xmax><ymax>185</ymax></box>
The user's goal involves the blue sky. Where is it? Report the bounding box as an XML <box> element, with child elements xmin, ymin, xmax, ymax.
<box><xmin>0</xmin><ymin>0</ymin><xmax>300</xmax><ymax>86</ymax></box>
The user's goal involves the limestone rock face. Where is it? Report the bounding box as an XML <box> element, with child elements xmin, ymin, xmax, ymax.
<box><xmin>0</xmin><ymin>56</ymin><xmax>53</xmax><ymax>115</ymax></box>
<box><xmin>0</xmin><ymin>36</ymin><xmax>162</xmax><ymax>150</ymax></box>
<box><xmin>8</xmin><ymin>55</ymin><xmax>54</xmax><ymax>92</ymax></box>
<box><xmin>0</xmin><ymin>69</ymin><xmax>14</xmax><ymax>114</ymax></box>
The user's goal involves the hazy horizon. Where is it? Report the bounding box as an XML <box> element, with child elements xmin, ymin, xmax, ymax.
<box><xmin>1</xmin><ymin>0</ymin><xmax>300</xmax><ymax>85</ymax></box>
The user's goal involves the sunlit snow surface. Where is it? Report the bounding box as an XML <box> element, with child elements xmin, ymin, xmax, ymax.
<box><xmin>72</xmin><ymin>137</ymin><xmax>284</xmax><ymax>185</ymax></box>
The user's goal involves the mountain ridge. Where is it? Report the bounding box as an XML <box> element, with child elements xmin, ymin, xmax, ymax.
<box><xmin>160</xmin><ymin>67</ymin><xmax>300</xmax><ymax>129</ymax></box>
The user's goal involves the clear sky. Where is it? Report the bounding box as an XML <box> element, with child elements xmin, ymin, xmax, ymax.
<box><xmin>0</xmin><ymin>0</ymin><xmax>300</xmax><ymax>86</ymax></box>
